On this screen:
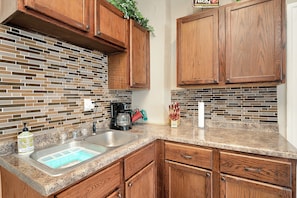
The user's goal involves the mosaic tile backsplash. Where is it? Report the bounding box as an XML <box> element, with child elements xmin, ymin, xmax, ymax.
<box><xmin>0</xmin><ymin>24</ymin><xmax>131</xmax><ymax>136</ymax></box>
<box><xmin>0</xmin><ymin>23</ymin><xmax>279</xmax><ymax>137</ymax></box>
<box><xmin>171</xmin><ymin>86</ymin><xmax>278</xmax><ymax>131</ymax></box>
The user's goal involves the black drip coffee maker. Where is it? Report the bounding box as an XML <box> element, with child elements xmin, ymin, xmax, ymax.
<box><xmin>110</xmin><ymin>102</ymin><xmax>132</xmax><ymax>130</ymax></box>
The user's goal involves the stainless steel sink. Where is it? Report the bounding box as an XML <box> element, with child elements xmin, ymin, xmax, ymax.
<box><xmin>85</xmin><ymin>130</ymin><xmax>139</xmax><ymax>148</ymax></box>
<box><xmin>26</xmin><ymin>140</ymin><xmax>107</xmax><ymax>176</ymax></box>
<box><xmin>19</xmin><ymin>130</ymin><xmax>138</xmax><ymax>176</ymax></box>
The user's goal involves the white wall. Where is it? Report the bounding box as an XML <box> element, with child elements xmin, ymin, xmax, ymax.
<box><xmin>132</xmin><ymin>0</ymin><xmax>193</xmax><ymax>124</ymax></box>
<box><xmin>285</xmin><ymin>2</ymin><xmax>297</xmax><ymax>147</ymax></box>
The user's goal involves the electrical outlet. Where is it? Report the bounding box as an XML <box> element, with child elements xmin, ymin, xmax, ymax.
<box><xmin>84</xmin><ymin>99</ymin><xmax>94</xmax><ymax>111</ymax></box>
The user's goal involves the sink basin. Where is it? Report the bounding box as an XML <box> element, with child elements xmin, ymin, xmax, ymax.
<box><xmin>85</xmin><ymin>130</ymin><xmax>138</xmax><ymax>148</ymax></box>
<box><xmin>27</xmin><ymin>140</ymin><xmax>107</xmax><ymax>176</ymax></box>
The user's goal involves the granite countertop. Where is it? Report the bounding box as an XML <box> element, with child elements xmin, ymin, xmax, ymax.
<box><xmin>1</xmin><ymin>123</ymin><xmax>297</xmax><ymax>196</ymax></box>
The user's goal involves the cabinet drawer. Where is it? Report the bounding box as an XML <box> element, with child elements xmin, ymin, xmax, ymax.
<box><xmin>165</xmin><ymin>142</ymin><xmax>213</xmax><ymax>169</ymax></box>
<box><xmin>56</xmin><ymin>161</ymin><xmax>122</xmax><ymax>198</ymax></box>
<box><xmin>220</xmin><ymin>151</ymin><xmax>293</xmax><ymax>188</ymax></box>
<box><xmin>124</xmin><ymin>142</ymin><xmax>155</xmax><ymax>180</ymax></box>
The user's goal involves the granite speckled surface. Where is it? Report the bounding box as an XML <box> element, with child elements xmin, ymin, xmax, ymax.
<box><xmin>1</xmin><ymin>124</ymin><xmax>297</xmax><ymax>196</ymax></box>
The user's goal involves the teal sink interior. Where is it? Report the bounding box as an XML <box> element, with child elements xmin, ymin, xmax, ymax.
<box><xmin>28</xmin><ymin>140</ymin><xmax>107</xmax><ymax>176</ymax></box>
<box><xmin>85</xmin><ymin>130</ymin><xmax>139</xmax><ymax>148</ymax></box>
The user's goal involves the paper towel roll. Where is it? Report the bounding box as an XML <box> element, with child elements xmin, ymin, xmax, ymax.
<box><xmin>198</xmin><ymin>102</ymin><xmax>204</xmax><ymax>128</ymax></box>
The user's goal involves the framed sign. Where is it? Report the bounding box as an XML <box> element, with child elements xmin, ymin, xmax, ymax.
<box><xmin>193</xmin><ymin>0</ymin><xmax>219</xmax><ymax>8</ymax></box>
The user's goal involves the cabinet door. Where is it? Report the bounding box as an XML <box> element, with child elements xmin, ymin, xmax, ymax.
<box><xmin>129</xmin><ymin>20</ymin><xmax>150</xmax><ymax>89</ymax></box>
<box><xmin>220</xmin><ymin>174</ymin><xmax>292</xmax><ymax>198</ymax></box>
<box><xmin>56</xmin><ymin>162</ymin><xmax>122</xmax><ymax>198</ymax></box>
<box><xmin>95</xmin><ymin>0</ymin><xmax>128</xmax><ymax>48</ymax></box>
<box><xmin>1</xmin><ymin>167</ymin><xmax>51</xmax><ymax>198</ymax></box>
<box><xmin>225</xmin><ymin>0</ymin><xmax>282</xmax><ymax>83</ymax></box>
<box><xmin>177</xmin><ymin>9</ymin><xmax>219</xmax><ymax>86</ymax></box>
<box><xmin>106</xmin><ymin>188</ymin><xmax>123</xmax><ymax>198</ymax></box>
<box><xmin>125</xmin><ymin>161</ymin><xmax>156</xmax><ymax>198</ymax></box>
<box><xmin>165</xmin><ymin>160</ymin><xmax>212</xmax><ymax>198</ymax></box>
<box><xmin>23</xmin><ymin>0</ymin><xmax>90</xmax><ymax>32</ymax></box>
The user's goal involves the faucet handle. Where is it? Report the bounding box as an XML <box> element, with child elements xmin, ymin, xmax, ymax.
<box><xmin>60</xmin><ymin>133</ymin><xmax>67</xmax><ymax>143</ymax></box>
<box><xmin>72</xmin><ymin>131</ymin><xmax>79</xmax><ymax>139</ymax></box>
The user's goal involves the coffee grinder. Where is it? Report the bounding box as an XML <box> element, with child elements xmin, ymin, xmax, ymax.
<box><xmin>110</xmin><ymin>102</ymin><xmax>132</xmax><ymax>130</ymax></box>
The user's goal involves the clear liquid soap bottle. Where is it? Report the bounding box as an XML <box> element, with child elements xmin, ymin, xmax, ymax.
<box><xmin>17</xmin><ymin>123</ymin><xmax>34</xmax><ymax>154</ymax></box>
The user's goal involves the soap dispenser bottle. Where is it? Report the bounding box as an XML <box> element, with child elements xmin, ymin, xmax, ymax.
<box><xmin>17</xmin><ymin>123</ymin><xmax>34</xmax><ymax>154</ymax></box>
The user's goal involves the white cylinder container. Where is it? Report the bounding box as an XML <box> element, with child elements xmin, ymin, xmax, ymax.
<box><xmin>198</xmin><ymin>102</ymin><xmax>205</xmax><ymax>128</ymax></box>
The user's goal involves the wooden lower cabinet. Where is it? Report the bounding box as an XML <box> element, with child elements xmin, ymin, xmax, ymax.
<box><xmin>124</xmin><ymin>142</ymin><xmax>156</xmax><ymax>198</ymax></box>
<box><xmin>106</xmin><ymin>188</ymin><xmax>123</xmax><ymax>198</ymax></box>
<box><xmin>125</xmin><ymin>161</ymin><xmax>156</xmax><ymax>198</ymax></box>
<box><xmin>1</xmin><ymin>141</ymin><xmax>296</xmax><ymax>198</ymax></box>
<box><xmin>165</xmin><ymin>160</ymin><xmax>212</xmax><ymax>198</ymax></box>
<box><xmin>220</xmin><ymin>151</ymin><xmax>296</xmax><ymax>198</ymax></box>
<box><xmin>0</xmin><ymin>166</ymin><xmax>53</xmax><ymax>198</ymax></box>
<box><xmin>56</xmin><ymin>161</ymin><xmax>123</xmax><ymax>198</ymax></box>
<box><xmin>220</xmin><ymin>174</ymin><xmax>292</xmax><ymax>198</ymax></box>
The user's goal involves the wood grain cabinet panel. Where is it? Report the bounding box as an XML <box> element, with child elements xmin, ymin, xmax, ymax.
<box><xmin>225</xmin><ymin>0</ymin><xmax>283</xmax><ymax>83</ymax></box>
<box><xmin>165</xmin><ymin>141</ymin><xmax>213</xmax><ymax>169</ymax></box>
<box><xmin>124</xmin><ymin>142</ymin><xmax>155</xmax><ymax>180</ymax></box>
<box><xmin>108</xmin><ymin>19</ymin><xmax>150</xmax><ymax>90</ymax></box>
<box><xmin>220</xmin><ymin>151</ymin><xmax>296</xmax><ymax>198</ymax></box>
<box><xmin>56</xmin><ymin>162</ymin><xmax>122</xmax><ymax>198</ymax></box>
<box><xmin>0</xmin><ymin>0</ymin><xmax>126</xmax><ymax>53</ymax></box>
<box><xmin>220</xmin><ymin>174</ymin><xmax>292</xmax><ymax>198</ymax></box>
<box><xmin>165</xmin><ymin>160</ymin><xmax>212</xmax><ymax>198</ymax></box>
<box><xmin>176</xmin><ymin>0</ymin><xmax>285</xmax><ymax>87</ymax></box>
<box><xmin>124</xmin><ymin>143</ymin><xmax>157</xmax><ymax>198</ymax></box>
<box><xmin>0</xmin><ymin>167</ymin><xmax>53</xmax><ymax>198</ymax></box>
<box><xmin>164</xmin><ymin>142</ymin><xmax>214</xmax><ymax>198</ymax></box>
<box><xmin>129</xmin><ymin>20</ymin><xmax>150</xmax><ymax>89</ymax></box>
<box><xmin>94</xmin><ymin>0</ymin><xmax>128</xmax><ymax>48</ymax></box>
<box><xmin>220</xmin><ymin>151</ymin><xmax>293</xmax><ymax>188</ymax></box>
<box><xmin>125</xmin><ymin>161</ymin><xmax>156</xmax><ymax>198</ymax></box>
<box><xmin>106</xmin><ymin>188</ymin><xmax>123</xmax><ymax>198</ymax></box>
<box><xmin>177</xmin><ymin>9</ymin><xmax>219</xmax><ymax>86</ymax></box>
<box><xmin>24</xmin><ymin>0</ymin><xmax>90</xmax><ymax>32</ymax></box>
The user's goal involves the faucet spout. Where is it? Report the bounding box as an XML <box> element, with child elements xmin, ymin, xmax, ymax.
<box><xmin>92</xmin><ymin>122</ymin><xmax>96</xmax><ymax>135</ymax></box>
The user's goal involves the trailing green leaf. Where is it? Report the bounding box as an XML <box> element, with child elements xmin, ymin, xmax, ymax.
<box><xmin>107</xmin><ymin>0</ymin><xmax>154</xmax><ymax>33</ymax></box>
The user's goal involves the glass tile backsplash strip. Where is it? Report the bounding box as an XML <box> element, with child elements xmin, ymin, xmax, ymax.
<box><xmin>0</xmin><ymin>24</ymin><xmax>131</xmax><ymax>135</ymax></box>
<box><xmin>171</xmin><ymin>86</ymin><xmax>278</xmax><ymax>124</ymax></box>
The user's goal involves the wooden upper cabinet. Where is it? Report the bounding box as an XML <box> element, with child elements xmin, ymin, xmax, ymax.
<box><xmin>94</xmin><ymin>0</ymin><xmax>128</xmax><ymax>48</ymax></box>
<box><xmin>108</xmin><ymin>19</ymin><xmax>150</xmax><ymax>90</ymax></box>
<box><xmin>23</xmin><ymin>0</ymin><xmax>90</xmax><ymax>32</ymax></box>
<box><xmin>176</xmin><ymin>0</ymin><xmax>285</xmax><ymax>87</ymax></box>
<box><xmin>225</xmin><ymin>0</ymin><xmax>283</xmax><ymax>83</ymax></box>
<box><xmin>177</xmin><ymin>9</ymin><xmax>219</xmax><ymax>86</ymax></box>
<box><xmin>130</xmin><ymin>20</ymin><xmax>150</xmax><ymax>89</ymax></box>
<box><xmin>0</xmin><ymin>0</ymin><xmax>126</xmax><ymax>53</ymax></box>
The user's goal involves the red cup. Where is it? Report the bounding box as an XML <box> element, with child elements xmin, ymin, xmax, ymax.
<box><xmin>132</xmin><ymin>111</ymin><xmax>143</xmax><ymax>122</ymax></box>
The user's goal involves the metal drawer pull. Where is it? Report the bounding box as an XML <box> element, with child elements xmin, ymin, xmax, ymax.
<box><xmin>244</xmin><ymin>167</ymin><xmax>262</xmax><ymax>173</ymax></box>
<box><xmin>181</xmin><ymin>153</ymin><xmax>192</xmax><ymax>159</ymax></box>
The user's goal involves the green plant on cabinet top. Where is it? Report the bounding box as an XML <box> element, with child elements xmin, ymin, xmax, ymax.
<box><xmin>107</xmin><ymin>0</ymin><xmax>154</xmax><ymax>33</ymax></box>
